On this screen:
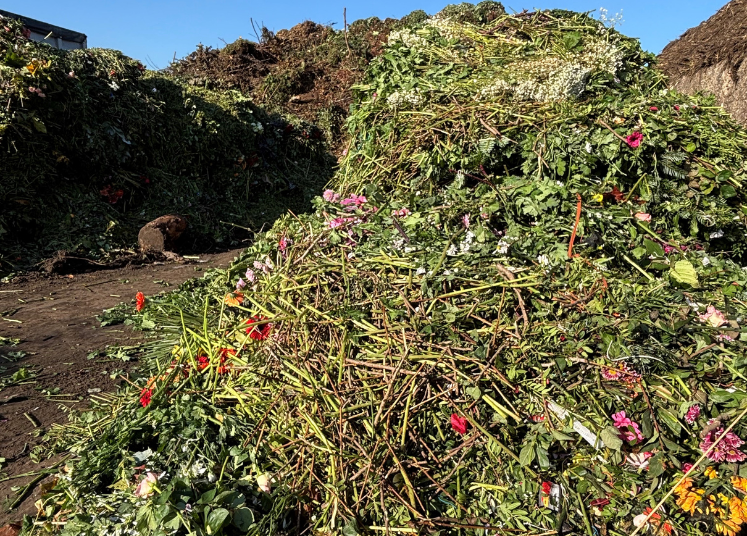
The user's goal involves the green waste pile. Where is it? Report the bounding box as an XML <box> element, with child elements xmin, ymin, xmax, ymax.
<box><xmin>0</xmin><ymin>15</ymin><xmax>332</xmax><ymax>270</ymax></box>
<box><xmin>23</xmin><ymin>4</ymin><xmax>747</xmax><ymax>536</ymax></box>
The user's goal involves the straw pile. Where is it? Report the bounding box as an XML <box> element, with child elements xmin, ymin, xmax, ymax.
<box><xmin>21</xmin><ymin>5</ymin><xmax>747</xmax><ymax>536</ymax></box>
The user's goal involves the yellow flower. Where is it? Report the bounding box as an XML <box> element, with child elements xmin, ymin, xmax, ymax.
<box><xmin>592</xmin><ymin>193</ymin><xmax>604</xmax><ymax>204</ymax></box>
<box><xmin>732</xmin><ymin>476</ymin><xmax>747</xmax><ymax>493</ymax></box>
<box><xmin>717</xmin><ymin>518</ymin><xmax>742</xmax><ymax>536</ymax></box>
<box><xmin>26</xmin><ymin>62</ymin><xmax>37</xmax><ymax>74</ymax></box>
<box><xmin>706</xmin><ymin>466</ymin><xmax>719</xmax><ymax>479</ymax></box>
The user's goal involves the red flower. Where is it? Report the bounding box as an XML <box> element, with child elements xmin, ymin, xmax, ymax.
<box><xmin>135</xmin><ymin>292</ymin><xmax>145</xmax><ymax>312</ymax></box>
<box><xmin>110</xmin><ymin>69</ymin><xmax>116</xmax><ymax>76</ymax></box>
<box><xmin>196</xmin><ymin>354</ymin><xmax>210</xmax><ymax>371</ymax></box>
<box><xmin>674</xmin><ymin>105</ymin><xmax>680</xmax><ymax>111</ymax></box>
<box><xmin>649</xmin><ymin>106</ymin><xmax>658</xmax><ymax>111</ymax></box>
<box><xmin>625</xmin><ymin>131</ymin><xmax>643</xmax><ymax>149</ymax></box>
<box><xmin>541</xmin><ymin>481</ymin><xmax>552</xmax><ymax>495</ymax></box>
<box><xmin>139</xmin><ymin>388</ymin><xmax>153</xmax><ymax>407</ymax></box>
<box><xmin>217</xmin><ymin>348</ymin><xmax>236</xmax><ymax>374</ymax></box>
<box><xmin>590</xmin><ymin>498</ymin><xmax>610</xmax><ymax>508</ymax></box>
<box><xmin>450</xmin><ymin>413</ymin><xmax>468</xmax><ymax>434</ymax></box>
<box><xmin>245</xmin><ymin>316</ymin><xmax>272</xmax><ymax>340</ymax></box>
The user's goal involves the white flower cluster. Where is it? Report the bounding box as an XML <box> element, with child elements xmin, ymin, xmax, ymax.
<box><xmin>387</xmin><ymin>29</ymin><xmax>429</xmax><ymax>49</ymax></box>
<box><xmin>478</xmin><ymin>38</ymin><xmax>623</xmax><ymax>103</ymax></box>
<box><xmin>386</xmin><ymin>88</ymin><xmax>424</xmax><ymax>109</ymax></box>
<box><xmin>251</xmin><ymin>122</ymin><xmax>264</xmax><ymax>134</ymax></box>
<box><xmin>426</xmin><ymin>17</ymin><xmax>462</xmax><ymax>41</ymax></box>
<box><xmin>447</xmin><ymin>230</ymin><xmax>476</xmax><ymax>256</ymax></box>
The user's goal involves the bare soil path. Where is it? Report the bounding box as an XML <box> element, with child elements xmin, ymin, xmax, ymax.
<box><xmin>0</xmin><ymin>250</ymin><xmax>241</xmax><ymax>525</ymax></box>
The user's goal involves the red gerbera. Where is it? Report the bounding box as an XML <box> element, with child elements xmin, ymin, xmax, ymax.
<box><xmin>135</xmin><ymin>292</ymin><xmax>145</xmax><ymax>312</ymax></box>
<box><xmin>245</xmin><ymin>316</ymin><xmax>272</xmax><ymax>340</ymax></box>
<box><xmin>139</xmin><ymin>388</ymin><xmax>153</xmax><ymax>407</ymax></box>
<box><xmin>450</xmin><ymin>413</ymin><xmax>468</xmax><ymax>435</ymax></box>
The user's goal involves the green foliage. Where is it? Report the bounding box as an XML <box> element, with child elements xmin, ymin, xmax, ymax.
<box><xmin>0</xmin><ymin>16</ymin><xmax>332</xmax><ymax>267</ymax></box>
<box><xmin>24</xmin><ymin>5</ymin><xmax>747</xmax><ymax>536</ymax></box>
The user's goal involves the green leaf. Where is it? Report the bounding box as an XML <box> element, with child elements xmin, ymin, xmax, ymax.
<box><xmin>644</xmin><ymin>238</ymin><xmax>664</xmax><ymax>257</ymax></box>
<box><xmin>206</xmin><ymin>508</ymin><xmax>230</xmax><ymax>535</ymax></box>
<box><xmin>685</xmin><ymin>142</ymin><xmax>696</xmax><ymax>153</ymax></box>
<box><xmin>600</xmin><ymin>426</ymin><xmax>623</xmax><ymax>451</ymax></box>
<box><xmin>721</xmin><ymin>185</ymin><xmax>737</xmax><ymax>199</ymax></box>
<box><xmin>31</xmin><ymin>117</ymin><xmax>47</xmax><ymax>134</ymax></box>
<box><xmin>342</xmin><ymin>518</ymin><xmax>361</xmax><ymax>536</ymax></box>
<box><xmin>232</xmin><ymin>508</ymin><xmax>255</xmax><ymax>531</ymax></box>
<box><xmin>519</xmin><ymin>443</ymin><xmax>536</xmax><ymax>466</ymax></box>
<box><xmin>670</xmin><ymin>260</ymin><xmax>699</xmax><ymax>288</ymax></box>
<box><xmin>536</xmin><ymin>447</ymin><xmax>550</xmax><ymax>470</ymax></box>
<box><xmin>658</xmin><ymin>408</ymin><xmax>682</xmax><ymax>435</ymax></box>
<box><xmin>466</xmin><ymin>386</ymin><xmax>482</xmax><ymax>400</ymax></box>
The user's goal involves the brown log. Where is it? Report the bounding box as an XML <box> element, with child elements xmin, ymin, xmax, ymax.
<box><xmin>138</xmin><ymin>215</ymin><xmax>187</xmax><ymax>253</ymax></box>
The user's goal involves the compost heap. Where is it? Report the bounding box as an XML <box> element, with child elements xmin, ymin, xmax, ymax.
<box><xmin>167</xmin><ymin>3</ymin><xmax>505</xmax><ymax>153</ymax></box>
<box><xmin>24</xmin><ymin>6</ymin><xmax>747</xmax><ymax>536</ymax></box>
<box><xmin>0</xmin><ymin>15</ymin><xmax>331</xmax><ymax>270</ymax></box>
<box><xmin>658</xmin><ymin>0</ymin><xmax>747</xmax><ymax>126</ymax></box>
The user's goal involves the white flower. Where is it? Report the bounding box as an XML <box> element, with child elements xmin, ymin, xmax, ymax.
<box><xmin>710</xmin><ymin>229</ymin><xmax>724</xmax><ymax>239</ymax></box>
<box><xmin>416</xmin><ymin>267</ymin><xmax>426</xmax><ymax>275</ymax></box>
<box><xmin>257</xmin><ymin>473</ymin><xmax>272</xmax><ymax>493</ymax></box>
<box><xmin>585</xmin><ymin>141</ymin><xmax>592</xmax><ymax>153</ymax></box>
<box><xmin>537</xmin><ymin>254</ymin><xmax>550</xmax><ymax>266</ymax></box>
<box><xmin>702</xmin><ymin>257</ymin><xmax>711</xmax><ymax>266</ymax></box>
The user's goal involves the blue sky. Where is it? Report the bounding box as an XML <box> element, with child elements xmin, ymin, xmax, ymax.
<box><xmin>3</xmin><ymin>1</ymin><xmax>725</xmax><ymax>69</ymax></box>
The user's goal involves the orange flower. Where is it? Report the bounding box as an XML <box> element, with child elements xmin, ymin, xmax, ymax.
<box><xmin>135</xmin><ymin>292</ymin><xmax>145</xmax><ymax>312</ymax></box>
<box><xmin>224</xmin><ymin>291</ymin><xmax>244</xmax><ymax>307</ymax></box>
<box><xmin>732</xmin><ymin>476</ymin><xmax>747</xmax><ymax>493</ymax></box>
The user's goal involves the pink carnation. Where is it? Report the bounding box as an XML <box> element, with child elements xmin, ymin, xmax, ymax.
<box><xmin>682</xmin><ymin>463</ymin><xmax>694</xmax><ymax>473</ymax></box>
<box><xmin>684</xmin><ymin>404</ymin><xmax>700</xmax><ymax>425</ymax></box>
<box><xmin>625</xmin><ymin>131</ymin><xmax>643</xmax><ymax>148</ymax></box>
<box><xmin>323</xmin><ymin>189</ymin><xmax>340</xmax><ymax>203</ymax></box>
<box><xmin>612</xmin><ymin>411</ymin><xmax>644</xmax><ymax>443</ymax></box>
<box><xmin>699</xmin><ymin>425</ymin><xmax>747</xmax><ymax>463</ymax></box>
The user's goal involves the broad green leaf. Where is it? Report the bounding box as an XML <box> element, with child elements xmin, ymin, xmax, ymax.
<box><xmin>519</xmin><ymin>443</ymin><xmax>536</xmax><ymax>466</ymax></box>
<box><xmin>670</xmin><ymin>260</ymin><xmax>699</xmax><ymax>288</ymax></box>
<box><xmin>206</xmin><ymin>508</ymin><xmax>230</xmax><ymax>535</ymax></box>
<box><xmin>600</xmin><ymin>426</ymin><xmax>623</xmax><ymax>451</ymax></box>
<box><xmin>233</xmin><ymin>508</ymin><xmax>255</xmax><ymax>531</ymax></box>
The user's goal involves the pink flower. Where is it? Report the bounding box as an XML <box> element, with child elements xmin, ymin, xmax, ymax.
<box><xmin>327</xmin><ymin>217</ymin><xmax>355</xmax><ymax>229</ymax></box>
<box><xmin>601</xmin><ymin>363</ymin><xmax>640</xmax><ymax>383</ymax></box>
<box><xmin>698</xmin><ymin>305</ymin><xmax>727</xmax><ymax>328</ymax></box>
<box><xmin>323</xmin><ymin>189</ymin><xmax>340</xmax><ymax>203</ymax></box>
<box><xmin>626</xmin><ymin>451</ymin><xmax>654</xmax><ymax>469</ymax></box>
<box><xmin>684</xmin><ymin>405</ymin><xmax>700</xmax><ymax>425</ymax></box>
<box><xmin>279</xmin><ymin>237</ymin><xmax>291</xmax><ymax>253</ymax></box>
<box><xmin>674</xmin><ymin>105</ymin><xmax>680</xmax><ymax>111</ymax></box>
<box><xmin>700</xmin><ymin>425</ymin><xmax>747</xmax><ymax>463</ymax></box>
<box><xmin>245</xmin><ymin>268</ymin><xmax>256</xmax><ymax>283</ymax></box>
<box><xmin>134</xmin><ymin>472</ymin><xmax>158</xmax><ymax>497</ymax></box>
<box><xmin>634</xmin><ymin>213</ymin><xmax>651</xmax><ymax>222</ymax></box>
<box><xmin>393</xmin><ymin>208</ymin><xmax>411</xmax><ymax>218</ymax></box>
<box><xmin>462</xmin><ymin>214</ymin><xmax>470</xmax><ymax>229</ymax></box>
<box><xmin>236</xmin><ymin>278</ymin><xmax>246</xmax><ymax>291</ymax></box>
<box><xmin>612</xmin><ymin>411</ymin><xmax>645</xmax><ymax>443</ymax></box>
<box><xmin>341</xmin><ymin>194</ymin><xmax>367</xmax><ymax>209</ymax></box>
<box><xmin>625</xmin><ymin>131</ymin><xmax>643</xmax><ymax>148</ymax></box>
<box><xmin>649</xmin><ymin>106</ymin><xmax>658</xmax><ymax>111</ymax></box>
<box><xmin>664</xmin><ymin>245</ymin><xmax>675</xmax><ymax>254</ymax></box>
<box><xmin>682</xmin><ymin>463</ymin><xmax>693</xmax><ymax>473</ymax></box>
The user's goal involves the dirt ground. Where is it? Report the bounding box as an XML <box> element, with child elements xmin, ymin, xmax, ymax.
<box><xmin>0</xmin><ymin>250</ymin><xmax>241</xmax><ymax>525</ymax></box>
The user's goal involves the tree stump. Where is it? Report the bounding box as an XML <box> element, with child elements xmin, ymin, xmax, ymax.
<box><xmin>138</xmin><ymin>215</ymin><xmax>187</xmax><ymax>253</ymax></box>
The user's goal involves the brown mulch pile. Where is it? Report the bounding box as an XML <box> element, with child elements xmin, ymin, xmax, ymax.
<box><xmin>658</xmin><ymin>0</ymin><xmax>747</xmax><ymax>80</ymax></box>
<box><xmin>167</xmin><ymin>17</ymin><xmax>416</xmax><ymax>151</ymax></box>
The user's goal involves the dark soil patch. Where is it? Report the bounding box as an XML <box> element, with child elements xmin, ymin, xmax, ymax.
<box><xmin>0</xmin><ymin>250</ymin><xmax>240</xmax><ymax>524</ymax></box>
<box><xmin>659</xmin><ymin>0</ymin><xmax>747</xmax><ymax>80</ymax></box>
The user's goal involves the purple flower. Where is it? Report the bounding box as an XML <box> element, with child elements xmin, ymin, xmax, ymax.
<box><xmin>684</xmin><ymin>405</ymin><xmax>700</xmax><ymax>425</ymax></box>
<box><xmin>245</xmin><ymin>269</ymin><xmax>256</xmax><ymax>283</ymax></box>
<box><xmin>699</xmin><ymin>423</ymin><xmax>746</xmax><ymax>463</ymax></box>
<box><xmin>462</xmin><ymin>214</ymin><xmax>470</xmax><ymax>229</ymax></box>
<box><xmin>236</xmin><ymin>278</ymin><xmax>246</xmax><ymax>291</ymax></box>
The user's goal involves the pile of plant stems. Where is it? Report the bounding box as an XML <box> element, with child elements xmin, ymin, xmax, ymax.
<box><xmin>21</xmin><ymin>4</ymin><xmax>747</xmax><ymax>536</ymax></box>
